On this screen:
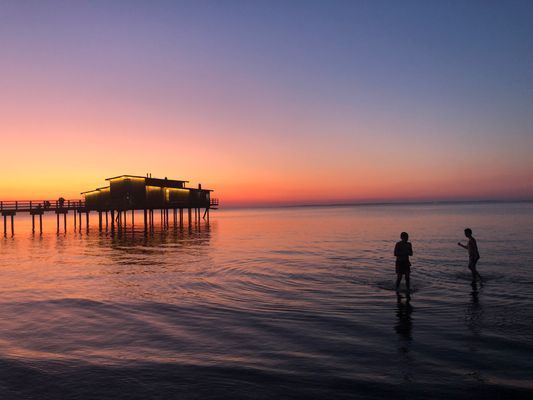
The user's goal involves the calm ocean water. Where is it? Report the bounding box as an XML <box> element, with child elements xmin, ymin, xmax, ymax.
<box><xmin>0</xmin><ymin>203</ymin><xmax>532</xmax><ymax>399</ymax></box>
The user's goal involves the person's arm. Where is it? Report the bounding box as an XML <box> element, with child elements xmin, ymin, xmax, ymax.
<box><xmin>408</xmin><ymin>243</ymin><xmax>413</xmax><ymax>256</ymax></box>
<box><xmin>457</xmin><ymin>242</ymin><xmax>467</xmax><ymax>249</ymax></box>
<box><xmin>394</xmin><ymin>243</ymin><xmax>399</xmax><ymax>257</ymax></box>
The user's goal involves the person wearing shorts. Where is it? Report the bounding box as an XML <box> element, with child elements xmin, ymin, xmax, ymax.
<box><xmin>395</xmin><ymin>232</ymin><xmax>413</xmax><ymax>294</ymax></box>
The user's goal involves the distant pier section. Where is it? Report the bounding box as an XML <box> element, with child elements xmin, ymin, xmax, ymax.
<box><xmin>1</xmin><ymin>174</ymin><xmax>218</xmax><ymax>235</ymax></box>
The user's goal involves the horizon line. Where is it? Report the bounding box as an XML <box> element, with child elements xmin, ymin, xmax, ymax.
<box><xmin>220</xmin><ymin>198</ymin><xmax>533</xmax><ymax>210</ymax></box>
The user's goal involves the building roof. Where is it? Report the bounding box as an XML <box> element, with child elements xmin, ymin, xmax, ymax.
<box><xmin>80</xmin><ymin>186</ymin><xmax>110</xmax><ymax>195</ymax></box>
<box><xmin>105</xmin><ymin>174</ymin><xmax>189</xmax><ymax>183</ymax></box>
<box><xmin>185</xmin><ymin>186</ymin><xmax>214</xmax><ymax>192</ymax></box>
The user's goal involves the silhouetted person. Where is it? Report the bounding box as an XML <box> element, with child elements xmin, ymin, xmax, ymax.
<box><xmin>458</xmin><ymin>228</ymin><xmax>482</xmax><ymax>282</ymax></box>
<box><xmin>58</xmin><ymin>197</ymin><xmax>65</xmax><ymax>208</ymax></box>
<box><xmin>394</xmin><ymin>232</ymin><xmax>413</xmax><ymax>294</ymax></box>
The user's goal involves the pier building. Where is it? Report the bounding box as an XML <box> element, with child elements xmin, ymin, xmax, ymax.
<box><xmin>0</xmin><ymin>174</ymin><xmax>218</xmax><ymax>235</ymax></box>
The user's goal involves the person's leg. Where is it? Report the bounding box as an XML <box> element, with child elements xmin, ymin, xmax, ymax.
<box><xmin>405</xmin><ymin>273</ymin><xmax>411</xmax><ymax>293</ymax></box>
<box><xmin>395</xmin><ymin>274</ymin><xmax>402</xmax><ymax>291</ymax></box>
<box><xmin>472</xmin><ymin>259</ymin><xmax>482</xmax><ymax>281</ymax></box>
<box><xmin>468</xmin><ymin>260</ymin><xmax>476</xmax><ymax>281</ymax></box>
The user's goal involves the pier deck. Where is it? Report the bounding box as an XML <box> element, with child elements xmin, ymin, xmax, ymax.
<box><xmin>0</xmin><ymin>198</ymin><xmax>219</xmax><ymax>235</ymax></box>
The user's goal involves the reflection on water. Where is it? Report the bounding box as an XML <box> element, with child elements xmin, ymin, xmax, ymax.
<box><xmin>465</xmin><ymin>281</ymin><xmax>484</xmax><ymax>348</ymax></box>
<box><xmin>395</xmin><ymin>295</ymin><xmax>413</xmax><ymax>341</ymax></box>
<box><xmin>395</xmin><ymin>294</ymin><xmax>414</xmax><ymax>383</ymax></box>
<box><xmin>1</xmin><ymin>204</ymin><xmax>533</xmax><ymax>399</ymax></box>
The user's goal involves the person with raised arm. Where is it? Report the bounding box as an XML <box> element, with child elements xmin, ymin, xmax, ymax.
<box><xmin>458</xmin><ymin>228</ymin><xmax>482</xmax><ymax>282</ymax></box>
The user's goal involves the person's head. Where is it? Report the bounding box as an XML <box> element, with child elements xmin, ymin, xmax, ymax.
<box><xmin>464</xmin><ymin>228</ymin><xmax>473</xmax><ymax>238</ymax></box>
<box><xmin>400</xmin><ymin>232</ymin><xmax>409</xmax><ymax>242</ymax></box>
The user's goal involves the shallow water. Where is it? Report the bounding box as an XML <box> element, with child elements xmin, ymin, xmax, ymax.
<box><xmin>1</xmin><ymin>203</ymin><xmax>533</xmax><ymax>399</ymax></box>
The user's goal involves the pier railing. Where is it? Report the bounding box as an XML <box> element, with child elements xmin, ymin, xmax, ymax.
<box><xmin>1</xmin><ymin>199</ymin><xmax>218</xmax><ymax>212</ymax></box>
<box><xmin>0</xmin><ymin>199</ymin><xmax>85</xmax><ymax>212</ymax></box>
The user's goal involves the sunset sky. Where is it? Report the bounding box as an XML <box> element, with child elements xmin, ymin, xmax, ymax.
<box><xmin>1</xmin><ymin>1</ymin><xmax>532</xmax><ymax>206</ymax></box>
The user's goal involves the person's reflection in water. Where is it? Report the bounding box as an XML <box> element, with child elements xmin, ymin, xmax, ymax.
<box><xmin>466</xmin><ymin>281</ymin><xmax>483</xmax><ymax>349</ymax></box>
<box><xmin>470</xmin><ymin>281</ymin><xmax>480</xmax><ymax>305</ymax></box>
<box><xmin>395</xmin><ymin>294</ymin><xmax>413</xmax><ymax>341</ymax></box>
<box><xmin>395</xmin><ymin>294</ymin><xmax>414</xmax><ymax>382</ymax></box>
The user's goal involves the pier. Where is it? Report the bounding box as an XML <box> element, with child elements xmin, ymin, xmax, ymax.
<box><xmin>1</xmin><ymin>174</ymin><xmax>218</xmax><ymax>235</ymax></box>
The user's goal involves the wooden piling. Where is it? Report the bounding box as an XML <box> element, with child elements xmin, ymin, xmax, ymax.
<box><xmin>143</xmin><ymin>209</ymin><xmax>147</xmax><ymax>230</ymax></box>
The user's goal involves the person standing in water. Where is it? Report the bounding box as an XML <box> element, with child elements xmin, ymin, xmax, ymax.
<box><xmin>395</xmin><ymin>232</ymin><xmax>413</xmax><ymax>294</ymax></box>
<box><xmin>458</xmin><ymin>228</ymin><xmax>482</xmax><ymax>282</ymax></box>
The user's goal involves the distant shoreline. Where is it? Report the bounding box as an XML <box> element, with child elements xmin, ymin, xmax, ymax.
<box><xmin>222</xmin><ymin>199</ymin><xmax>533</xmax><ymax>210</ymax></box>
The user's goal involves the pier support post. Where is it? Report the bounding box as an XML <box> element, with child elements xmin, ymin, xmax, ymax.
<box><xmin>143</xmin><ymin>209</ymin><xmax>147</xmax><ymax>231</ymax></box>
<box><xmin>39</xmin><ymin>214</ymin><xmax>43</xmax><ymax>234</ymax></box>
<box><xmin>105</xmin><ymin>211</ymin><xmax>108</xmax><ymax>230</ymax></box>
<box><xmin>86</xmin><ymin>212</ymin><xmax>89</xmax><ymax>231</ymax></box>
<box><xmin>179</xmin><ymin>208</ymin><xmax>183</xmax><ymax>227</ymax></box>
<box><xmin>11</xmin><ymin>215</ymin><xmax>14</xmax><ymax>236</ymax></box>
<box><xmin>188</xmin><ymin>208</ymin><xmax>192</xmax><ymax>227</ymax></box>
<box><xmin>110</xmin><ymin>210</ymin><xmax>115</xmax><ymax>231</ymax></box>
<box><xmin>74</xmin><ymin>210</ymin><xmax>77</xmax><ymax>229</ymax></box>
<box><xmin>64</xmin><ymin>213</ymin><xmax>67</xmax><ymax>232</ymax></box>
<box><xmin>131</xmin><ymin>209</ymin><xmax>134</xmax><ymax>227</ymax></box>
<box><xmin>32</xmin><ymin>215</ymin><xmax>35</xmax><ymax>233</ymax></box>
<box><xmin>56</xmin><ymin>213</ymin><xmax>60</xmax><ymax>232</ymax></box>
<box><xmin>98</xmin><ymin>212</ymin><xmax>102</xmax><ymax>231</ymax></box>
